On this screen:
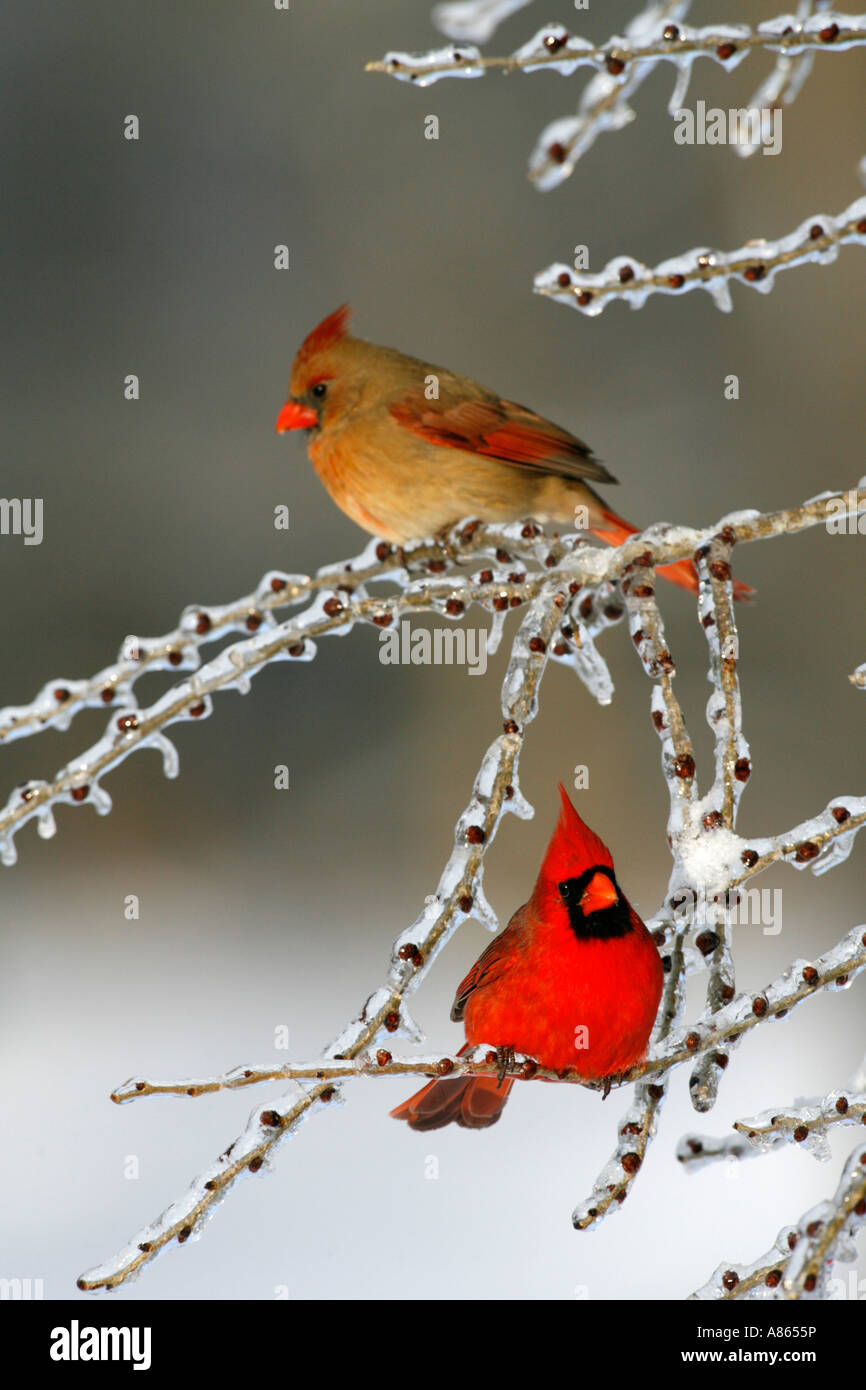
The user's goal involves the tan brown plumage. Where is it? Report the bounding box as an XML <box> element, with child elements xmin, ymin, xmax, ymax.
<box><xmin>276</xmin><ymin>306</ymin><xmax>753</xmax><ymax>598</ymax></box>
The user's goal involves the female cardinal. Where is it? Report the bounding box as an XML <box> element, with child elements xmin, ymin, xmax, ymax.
<box><xmin>390</xmin><ymin>786</ymin><xmax>664</xmax><ymax>1131</ymax></box>
<box><xmin>275</xmin><ymin>305</ymin><xmax>751</xmax><ymax>597</ymax></box>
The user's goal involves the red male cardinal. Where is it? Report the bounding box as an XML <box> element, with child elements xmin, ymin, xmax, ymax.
<box><xmin>390</xmin><ymin>786</ymin><xmax>664</xmax><ymax>1131</ymax></box>
<box><xmin>275</xmin><ymin>305</ymin><xmax>751</xmax><ymax>597</ymax></box>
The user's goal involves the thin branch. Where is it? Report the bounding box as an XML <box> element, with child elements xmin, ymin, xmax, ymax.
<box><xmin>367</xmin><ymin>4</ymin><xmax>866</xmax><ymax>191</ymax></box>
<box><xmin>676</xmin><ymin>1130</ymin><xmax>760</xmax><ymax>1169</ymax></box>
<box><xmin>106</xmin><ymin>923</ymin><xmax>866</xmax><ymax>1103</ymax></box>
<box><xmin>367</xmin><ymin>14</ymin><xmax>866</xmax><ymax>86</ymax></box>
<box><xmin>677</xmin><ymin>1092</ymin><xmax>866</xmax><ymax>1169</ymax></box>
<box><xmin>729</xmin><ymin>796</ymin><xmax>866</xmax><ymax>889</ymax></box>
<box><xmin>691</xmin><ymin>1225</ymin><xmax>799</xmax><ymax>1300</ymax></box>
<box><xmin>572</xmin><ymin>931</ymin><xmax>689</xmax><ymax>1229</ymax></box>
<box><xmin>567</xmin><ymin>562</ymin><xmax>699</xmax><ymax>1229</ymax></box>
<box><xmin>527</xmin><ymin>1</ymin><xmax>692</xmax><ymax>189</ymax></box>
<box><xmin>733</xmin><ymin>0</ymin><xmax>830</xmax><ymax>159</ymax></box>
<box><xmin>688</xmin><ymin>536</ymin><xmax>746</xmax><ymax>1107</ymax></box>
<box><xmin>628</xmin><ymin>921</ymin><xmax>866</xmax><ymax>1085</ymax></box>
<box><xmin>692</xmin><ymin>1140</ymin><xmax>866</xmax><ymax>1299</ymax></box>
<box><xmin>782</xmin><ymin>1144</ymin><xmax>866</xmax><ymax>1298</ymax></box>
<box><xmin>0</xmin><ymin>535</ymin><xmax>579</xmax><ymax>864</ymax></box>
<box><xmin>623</xmin><ymin>572</ymin><xmax>696</xmax><ymax>822</ymax></box>
<box><xmin>0</xmin><ymin>527</ymin><xmax>539</xmax><ymax>747</ymax></box>
<box><xmin>734</xmin><ymin>1093</ymin><xmax>866</xmax><ymax>1156</ymax></box>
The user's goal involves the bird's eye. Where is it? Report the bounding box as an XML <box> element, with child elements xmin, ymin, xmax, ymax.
<box><xmin>311</xmin><ymin>382</ymin><xmax>328</xmax><ymax>398</ymax></box>
<box><xmin>557</xmin><ymin>881</ymin><xmax>571</xmax><ymax>901</ymax></box>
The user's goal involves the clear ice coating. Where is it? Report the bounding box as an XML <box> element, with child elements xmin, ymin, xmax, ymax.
<box><xmin>734</xmin><ymin>1084</ymin><xmax>866</xmax><ymax>1162</ymax></box>
<box><xmin>675</xmin><ymin>1130</ymin><xmax>758</xmax><ymax>1170</ymax></box>
<box><xmin>78</xmin><ymin>1081</ymin><xmax>312</xmax><ymax>1288</ymax></box>
<box><xmin>732</xmin><ymin>0</ymin><xmax>820</xmax><ymax>157</ymax></box>
<box><xmin>528</xmin><ymin>1</ymin><xmax>693</xmax><ymax>189</ymax></box>
<box><xmin>21</xmin><ymin>482</ymin><xmax>858</xmax><ymax>1288</ymax></box>
<box><xmin>656</xmin><ymin>923</ymin><xmax>866</xmax><ymax>1073</ymax></box>
<box><xmin>433</xmin><ymin>0</ymin><xmax>534</xmax><ymax>44</ymax></box>
<box><xmin>372</xmin><ymin>4</ymin><xmax>866</xmax><ymax>195</ymax></box>
<box><xmin>572</xmin><ymin>1078</ymin><xmax>664</xmax><ymax>1229</ymax></box>
<box><xmin>377</xmin><ymin>44</ymin><xmax>484</xmax><ymax>86</ymax></box>
<box><xmin>512</xmin><ymin>27</ymin><xmax>596</xmax><ymax>78</ymax></box>
<box><xmin>536</xmin><ymin>195</ymin><xmax>866</xmax><ymax>314</ymax></box>
<box><xmin>691</xmin><ymin>1132</ymin><xmax>866</xmax><ymax>1299</ymax></box>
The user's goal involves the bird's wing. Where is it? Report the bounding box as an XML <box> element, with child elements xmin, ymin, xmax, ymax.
<box><xmin>389</xmin><ymin>391</ymin><xmax>617</xmax><ymax>486</ymax></box>
<box><xmin>451</xmin><ymin>929</ymin><xmax>518</xmax><ymax>1023</ymax></box>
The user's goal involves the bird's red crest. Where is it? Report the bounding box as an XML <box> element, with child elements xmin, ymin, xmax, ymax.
<box><xmin>536</xmin><ymin>784</ymin><xmax>615</xmax><ymax>886</ymax></box>
<box><xmin>296</xmin><ymin>304</ymin><xmax>351</xmax><ymax>365</ymax></box>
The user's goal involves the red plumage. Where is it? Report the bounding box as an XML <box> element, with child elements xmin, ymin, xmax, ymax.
<box><xmin>391</xmin><ymin>786</ymin><xmax>664</xmax><ymax>1131</ymax></box>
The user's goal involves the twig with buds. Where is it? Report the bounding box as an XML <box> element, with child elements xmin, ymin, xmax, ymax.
<box><xmin>107</xmin><ymin>919</ymin><xmax>866</xmax><ymax>1107</ymax></box>
<box><xmin>536</xmin><ymin>194</ymin><xmax>866</xmax><ymax>316</ymax></box>
<box><xmin>678</xmin><ymin>1087</ymin><xmax>866</xmax><ymax>1167</ymax></box>
<box><xmin>692</xmin><ymin>1141</ymin><xmax>866</xmax><ymax>1299</ymax></box>
<box><xmin>368</xmin><ymin>6</ymin><xmax>866</xmax><ymax>189</ymax></box>
<box><xmin>368</xmin><ymin>12</ymin><xmax>866</xmax><ymax>86</ymax></box>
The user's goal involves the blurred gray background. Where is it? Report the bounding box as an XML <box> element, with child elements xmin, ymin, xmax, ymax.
<box><xmin>1</xmin><ymin>1</ymin><xmax>864</xmax><ymax>1300</ymax></box>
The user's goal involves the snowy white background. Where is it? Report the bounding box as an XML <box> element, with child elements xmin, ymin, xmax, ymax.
<box><xmin>0</xmin><ymin>0</ymin><xmax>863</xmax><ymax>1299</ymax></box>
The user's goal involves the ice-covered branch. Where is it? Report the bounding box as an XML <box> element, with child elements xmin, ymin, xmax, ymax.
<box><xmin>535</xmin><ymin>196</ymin><xmax>866</xmax><ymax>316</ymax></box>
<box><xmin>729</xmin><ymin>795</ymin><xmax>866</xmax><ymax>888</ymax></box>
<box><xmin>368</xmin><ymin>8</ymin><xmax>866</xmax><ymax>191</ymax></box>
<box><xmin>781</xmin><ymin>1146</ymin><xmax>866</xmax><ymax>1297</ymax></box>
<box><xmin>734</xmin><ymin>0</ymin><xmax>831</xmax><ymax>159</ymax></box>
<box><xmin>571</xmin><ymin>928</ymin><xmax>689</xmax><ymax>1229</ymax></box>
<box><xmin>678</xmin><ymin>1089</ymin><xmax>866</xmax><ymax>1172</ymax></box>
<box><xmin>432</xmin><ymin>0</ymin><xmax>536</xmax><ymax>44</ymax></box>
<box><xmin>0</xmin><ymin>527</ymin><xmax>537</xmax><ymax>748</ymax></box>
<box><xmin>676</xmin><ymin>1130</ymin><xmax>759</xmax><ymax>1169</ymax></box>
<box><xmin>368</xmin><ymin>12</ymin><xmax>866</xmax><ymax>87</ymax></box>
<box><xmin>0</xmin><ymin>526</ymin><xmax>594</xmax><ymax>866</ymax></box>
<box><xmin>78</xmin><ymin>584</ymin><xmax>560</xmax><ymax>1290</ymax></box>
<box><xmin>95</xmin><ymin>917</ymin><xmax>865</xmax><ymax>1287</ymax></box>
<box><xmin>106</xmin><ymin>920</ymin><xmax>866</xmax><ymax>1106</ymax></box>
<box><xmin>6</xmin><ymin>489</ymin><xmax>862</xmax><ymax>868</ymax></box>
<box><xmin>734</xmin><ymin>1093</ymin><xmax>866</xmax><ymax>1159</ymax></box>
<box><xmin>526</xmin><ymin>1</ymin><xmax>692</xmax><ymax>189</ymax></box>
<box><xmin>692</xmin><ymin>1141</ymin><xmax>866</xmax><ymax>1298</ymax></box>
<box><xmin>640</xmin><ymin>923</ymin><xmax>866</xmax><ymax>1081</ymax></box>
<box><xmin>565</xmin><ymin>560</ymin><xmax>701</xmax><ymax>1227</ymax></box>
<box><xmin>688</xmin><ymin>537</ymin><xmax>746</xmax><ymax>1105</ymax></box>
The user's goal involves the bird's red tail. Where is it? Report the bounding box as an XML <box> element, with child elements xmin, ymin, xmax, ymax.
<box><xmin>391</xmin><ymin>1047</ymin><xmax>513</xmax><ymax>1131</ymax></box>
<box><xmin>593</xmin><ymin>509</ymin><xmax>754</xmax><ymax>601</ymax></box>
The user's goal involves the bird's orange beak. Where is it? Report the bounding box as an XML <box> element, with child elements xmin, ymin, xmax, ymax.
<box><xmin>275</xmin><ymin>399</ymin><xmax>318</xmax><ymax>433</ymax></box>
<box><xmin>579</xmin><ymin>872</ymin><xmax>619</xmax><ymax>915</ymax></box>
